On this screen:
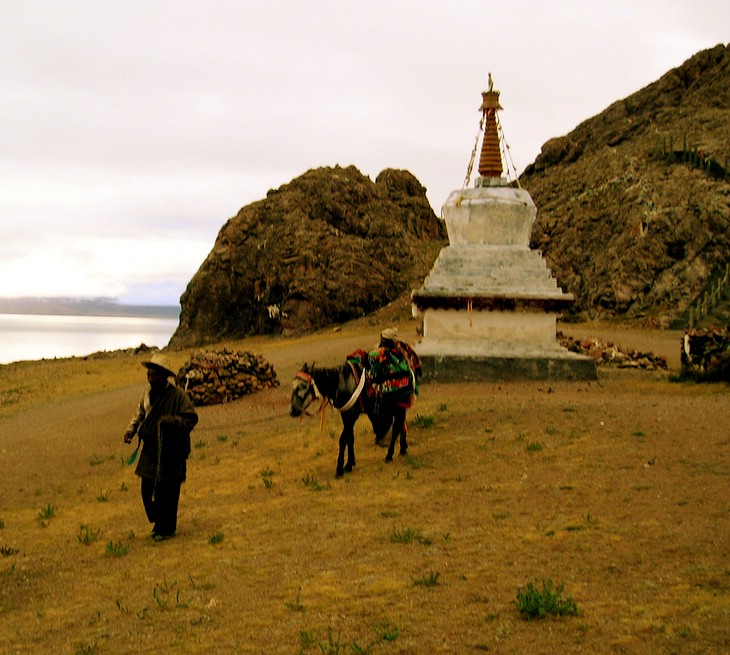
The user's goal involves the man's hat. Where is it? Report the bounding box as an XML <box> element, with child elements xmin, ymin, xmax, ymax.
<box><xmin>380</xmin><ymin>327</ymin><xmax>398</xmax><ymax>342</ymax></box>
<box><xmin>141</xmin><ymin>353</ymin><xmax>177</xmax><ymax>378</ymax></box>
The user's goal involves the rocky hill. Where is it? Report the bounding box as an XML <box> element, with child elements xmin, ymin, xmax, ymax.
<box><xmin>170</xmin><ymin>46</ymin><xmax>728</xmax><ymax>349</ymax></box>
<box><xmin>169</xmin><ymin>166</ymin><xmax>446</xmax><ymax>348</ymax></box>
<box><xmin>522</xmin><ymin>43</ymin><xmax>729</xmax><ymax>324</ymax></box>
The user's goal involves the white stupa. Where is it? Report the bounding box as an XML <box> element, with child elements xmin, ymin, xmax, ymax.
<box><xmin>411</xmin><ymin>76</ymin><xmax>596</xmax><ymax>380</ymax></box>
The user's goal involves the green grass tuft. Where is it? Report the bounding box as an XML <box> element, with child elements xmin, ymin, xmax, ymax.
<box><xmin>106</xmin><ymin>540</ymin><xmax>129</xmax><ymax>557</ymax></box>
<box><xmin>413</xmin><ymin>571</ymin><xmax>440</xmax><ymax>587</ymax></box>
<box><xmin>516</xmin><ymin>579</ymin><xmax>578</xmax><ymax>620</ymax></box>
<box><xmin>77</xmin><ymin>524</ymin><xmax>100</xmax><ymax>545</ymax></box>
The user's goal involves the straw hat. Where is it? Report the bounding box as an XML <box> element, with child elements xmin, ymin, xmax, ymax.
<box><xmin>141</xmin><ymin>353</ymin><xmax>177</xmax><ymax>378</ymax></box>
<box><xmin>380</xmin><ymin>327</ymin><xmax>398</xmax><ymax>342</ymax></box>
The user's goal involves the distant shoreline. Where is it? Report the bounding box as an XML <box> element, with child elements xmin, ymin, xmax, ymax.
<box><xmin>0</xmin><ymin>297</ymin><xmax>179</xmax><ymax>319</ymax></box>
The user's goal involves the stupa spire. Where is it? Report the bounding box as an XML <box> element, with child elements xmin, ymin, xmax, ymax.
<box><xmin>477</xmin><ymin>73</ymin><xmax>503</xmax><ymax>179</ymax></box>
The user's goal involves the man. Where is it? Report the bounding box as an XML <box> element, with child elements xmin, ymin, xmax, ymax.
<box><xmin>124</xmin><ymin>353</ymin><xmax>198</xmax><ymax>541</ymax></box>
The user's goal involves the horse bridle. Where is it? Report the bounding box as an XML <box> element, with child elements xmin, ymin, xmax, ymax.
<box><xmin>294</xmin><ymin>370</ymin><xmax>324</xmax><ymax>416</ymax></box>
<box><xmin>294</xmin><ymin>364</ymin><xmax>366</xmax><ymax>415</ymax></box>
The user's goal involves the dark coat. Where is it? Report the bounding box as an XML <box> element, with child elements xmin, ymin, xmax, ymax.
<box><xmin>127</xmin><ymin>382</ymin><xmax>198</xmax><ymax>482</ymax></box>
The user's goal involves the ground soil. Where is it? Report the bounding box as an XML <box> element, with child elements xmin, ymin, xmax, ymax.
<box><xmin>0</xmin><ymin>321</ymin><xmax>728</xmax><ymax>654</ymax></box>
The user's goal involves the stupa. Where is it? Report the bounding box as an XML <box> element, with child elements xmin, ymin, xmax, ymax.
<box><xmin>411</xmin><ymin>76</ymin><xmax>596</xmax><ymax>381</ymax></box>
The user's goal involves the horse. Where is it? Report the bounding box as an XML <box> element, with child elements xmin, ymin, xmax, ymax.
<box><xmin>289</xmin><ymin>359</ymin><xmax>413</xmax><ymax>477</ymax></box>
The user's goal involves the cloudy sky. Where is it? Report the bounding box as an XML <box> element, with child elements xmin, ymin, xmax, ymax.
<box><xmin>1</xmin><ymin>1</ymin><xmax>727</xmax><ymax>306</ymax></box>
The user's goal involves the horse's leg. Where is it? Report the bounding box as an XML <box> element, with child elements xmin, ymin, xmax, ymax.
<box><xmin>370</xmin><ymin>414</ymin><xmax>393</xmax><ymax>447</ymax></box>
<box><xmin>343</xmin><ymin>411</ymin><xmax>357</xmax><ymax>473</ymax></box>
<box><xmin>336</xmin><ymin>430</ymin><xmax>346</xmax><ymax>477</ymax></box>
<box><xmin>337</xmin><ymin>414</ymin><xmax>358</xmax><ymax>476</ymax></box>
<box><xmin>398</xmin><ymin>410</ymin><xmax>409</xmax><ymax>456</ymax></box>
<box><xmin>385</xmin><ymin>406</ymin><xmax>407</xmax><ymax>463</ymax></box>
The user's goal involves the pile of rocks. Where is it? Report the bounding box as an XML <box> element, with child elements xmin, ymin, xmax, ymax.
<box><xmin>557</xmin><ymin>332</ymin><xmax>668</xmax><ymax>370</ymax></box>
<box><xmin>178</xmin><ymin>349</ymin><xmax>279</xmax><ymax>406</ymax></box>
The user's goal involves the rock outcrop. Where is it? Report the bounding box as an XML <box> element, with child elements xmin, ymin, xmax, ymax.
<box><xmin>522</xmin><ymin>43</ymin><xmax>729</xmax><ymax>323</ymax></box>
<box><xmin>169</xmin><ymin>166</ymin><xmax>446</xmax><ymax>348</ymax></box>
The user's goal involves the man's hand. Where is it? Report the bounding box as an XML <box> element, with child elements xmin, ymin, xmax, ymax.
<box><xmin>123</xmin><ymin>431</ymin><xmax>135</xmax><ymax>444</ymax></box>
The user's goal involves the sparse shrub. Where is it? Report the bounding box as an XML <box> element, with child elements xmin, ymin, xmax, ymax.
<box><xmin>412</xmin><ymin>414</ymin><xmax>435</xmax><ymax>428</ymax></box>
<box><xmin>152</xmin><ymin>578</ymin><xmax>187</xmax><ymax>610</ymax></box>
<box><xmin>413</xmin><ymin>571</ymin><xmax>440</xmax><ymax>587</ymax></box>
<box><xmin>390</xmin><ymin>526</ymin><xmax>431</xmax><ymax>545</ymax></box>
<box><xmin>405</xmin><ymin>455</ymin><xmax>427</xmax><ymax>469</ymax></box>
<box><xmin>299</xmin><ymin>628</ymin><xmax>317</xmax><ymax>651</ymax></box>
<box><xmin>38</xmin><ymin>504</ymin><xmax>56</xmax><ymax>521</ymax></box>
<box><xmin>526</xmin><ymin>441</ymin><xmax>544</xmax><ymax>453</ymax></box>
<box><xmin>96</xmin><ymin>489</ymin><xmax>110</xmax><ymax>502</ymax></box>
<box><xmin>374</xmin><ymin>619</ymin><xmax>400</xmax><ymax>642</ymax></box>
<box><xmin>285</xmin><ymin>586</ymin><xmax>306</xmax><ymax>612</ymax></box>
<box><xmin>260</xmin><ymin>467</ymin><xmax>275</xmax><ymax>489</ymax></box>
<box><xmin>77</xmin><ymin>524</ymin><xmax>100</xmax><ymax>545</ymax></box>
<box><xmin>516</xmin><ymin>579</ymin><xmax>578</xmax><ymax>620</ymax></box>
<box><xmin>319</xmin><ymin>626</ymin><xmax>341</xmax><ymax>654</ymax></box>
<box><xmin>74</xmin><ymin>641</ymin><xmax>98</xmax><ymax>655</ymax></box>
<box><xmin>194</xmin><ymin>439</ymin><xmax>206</xmax><ymax>449</ymax></box>
<box><xmin>106</xmin><ymin>540</ymin><xmax>129</xmax><ymax>557</ymax></box>
<box><xmin>1</xmin><ymin>544</ymin><xmax>19</xmax><ymax>556</ymax></box>
<box><xmin>302</xmin><ymin>472</ymin><xmax>329</xmax><ymax>491</ymax></box>
<box><xmin>208</xmin><ymin>532</ymin><xmax>225</xmax><ymax>545</ymax></box>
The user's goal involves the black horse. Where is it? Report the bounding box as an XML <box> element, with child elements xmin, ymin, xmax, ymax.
<box><xmin>289</xmin><ymin>361</ymin><xmax>412</xmax><ymax>477</ymax></box>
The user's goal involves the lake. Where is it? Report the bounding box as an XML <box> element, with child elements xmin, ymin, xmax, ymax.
<box><xmin>0</xmin><ymin>314</ymin><xmax>180</xmax><ymax>365</ymax></box>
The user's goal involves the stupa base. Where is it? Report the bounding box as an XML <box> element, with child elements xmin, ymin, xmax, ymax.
<box><xmin>420</xmin><ymin>352</ymin><xmax>597</xmax><ymax>382</ymax></box>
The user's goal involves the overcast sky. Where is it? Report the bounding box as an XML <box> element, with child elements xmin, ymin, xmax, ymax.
<box><xmin>1</xmin><ymin>1</ymin><xmax>727</xmax><ymax>306</ymax></box>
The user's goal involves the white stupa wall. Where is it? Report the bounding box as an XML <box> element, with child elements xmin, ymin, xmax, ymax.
<box><xmin>443</xmin><ymin>185</ymin><xmax>536</xmax><ymax>247</ymax></box>
<box><xmin>412</xmin><ymin>177</ymin><xmax>576</xmax><ymax>361</ymax></box>
<box><xmin>417</xmin><ymin>306</ymin><xmax>563</xmax><ymax>357</ymax></box>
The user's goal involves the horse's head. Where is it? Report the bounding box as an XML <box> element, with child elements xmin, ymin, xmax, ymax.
<box><xmin>290</xmin><ymin>363</ymin><xmax>318</xmax><ymax>417</ymax></box>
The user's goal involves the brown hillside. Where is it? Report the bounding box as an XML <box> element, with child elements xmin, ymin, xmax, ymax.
<box><xmin>170</xmin><ymin>166</ymin><xmax>446</xmax><ymax>348</ymax></box>
<box><xmin>522</xmin><ymin>43</ymin><xmax>729</xmax><ymax>323</ymax></box>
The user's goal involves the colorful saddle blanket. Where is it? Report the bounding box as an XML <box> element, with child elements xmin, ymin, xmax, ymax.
<box><xmin>347</xmin><ymin>341</ymin><xmax>420</xmax><ymax>407</ymax></box>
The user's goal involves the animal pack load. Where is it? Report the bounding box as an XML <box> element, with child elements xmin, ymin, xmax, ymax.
<box><xmin>347</xmin><ymin>342</ymin><xmax>419</xmax><ymax>410</ymax></box>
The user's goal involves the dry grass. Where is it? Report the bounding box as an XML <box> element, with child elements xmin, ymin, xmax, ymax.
<box><xmin>0</xmin><ymin>320</ymin><xmax>728</xmax><ymax>654</ymax></box>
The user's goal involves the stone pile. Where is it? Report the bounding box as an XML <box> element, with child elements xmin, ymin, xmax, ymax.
<box><xmin>557</xmin><ymin>332</ymin><xmax>668</xmax><ymax>370</ymax></box>
<box><xmin>178</xmin><ymin>349</ymin><xmax>279</xmax><ymax>406</ymax></box>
